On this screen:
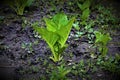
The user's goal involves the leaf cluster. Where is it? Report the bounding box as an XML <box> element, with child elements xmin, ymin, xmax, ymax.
<box><xmin>77</xmin><ymin>0</ymin><xmax>92</xmax><ymax>24</ymax></box>
<box><xmin>32</xmin><ymin>13</ymin><xmax>75</xmax><ymax>62</ymax></box>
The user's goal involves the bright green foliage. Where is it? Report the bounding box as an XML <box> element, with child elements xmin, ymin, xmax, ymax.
<box><xmin>50</xmin><ymin>64</ymin><xmax>71</xmax><ymax>80</ymax></box>
<box><xmin>6</xmin><ymin>0</ymin><xmax>34</xmax><ymax>15</ymax></box>
<box><xmin>94</xmin><ymin>31</ymin><xmax>112</xmax><ymax>56</ymax></box>
<box><xmin>32</xmin><ymin>13</ymin><xmax>75</xmax><ymax>62</ymax></box>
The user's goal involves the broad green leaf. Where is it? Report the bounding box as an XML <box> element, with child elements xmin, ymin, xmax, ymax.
<box><xmin>33</xmin><ymin>26</ymin><xmax>59</xmax><ymax>49</ymax></box>
<box><xmin>77</xmin><ymin>0</ymin><xmax>91</xmax><ymax>11</ymax></box>
<box><xmin>44</xmin><ymin>18</ymin><xmax>57</xmax><ymax>32</ymax></box>
<box><xmin>52</xmin><ymin>13</ymin><xmax>69</xmax><ymax>29</ymax></box>
<box><xmin>81</xmin><ymin>8</ymin><xmax>90</xmax><ymax>21</ymax></box>
<box><xmin>81</xmin><ymin>0</ymin><xmax>91</xmax><ymax>10</ymax></box>
<box><xmin>77</xmin><ymin>2</ymin><xmax>82</xmax><ymax>10</ymax></box>
<box><xmin>57</xmin><ymin>17</ymin><xmax>75</xmax><ymax>47</ymax></box>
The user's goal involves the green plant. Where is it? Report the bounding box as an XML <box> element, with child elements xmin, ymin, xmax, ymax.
<box><xmin>72</xmin><ymin>60</ymin><xmax>89</xmax><ymax>79</ymax></box>
<box><xmin>6</xmin><ymin>0</ymin><xmax>34</xmax><ymax>15</ymax></box>
<box><xmin>97</xmin><ymin>54</ymin><xmax>120</xmax><ymax>75</ymax></box>
<box><xmin>94</xmin><ymin>31</ymin><xmax>112</xmax><ymax>56</ymax></box>
<box><xmin>72</xmin><ymin>0</ymin><xmax>96</xmax><ymax>42</ymax></box>
<box><xmin>74</xmin><ymin>0</ymin><xmax>95</xmax><ymax>42</ymax></box>
<box><xmin>81</xmin><ymin>8</ymin><xmax>90</xmax><ymax>24</ymax></box>
<box><xmin>77</xmin><ymin>0</ymin><xmax>92</xmax><ymax>25</ymax></box>
<box><xmin>32</xmin><ymin>13</ymin><xmax>75</xmax><ymax>62</ymax></box>
<box><xmin>50</xmin><ymin>64</ymin><xmax>71</xmax><ymax>80</ymax></box>
<box><xmin>77</xmin><ymin>0</ymin><xmax>91</xmax><ymax>11</ymax></box>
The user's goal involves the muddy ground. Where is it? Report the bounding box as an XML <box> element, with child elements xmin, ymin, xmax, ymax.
<box><xmin>0</xmin><ymin>0</ymin><xmax>120</xmax><ymax>80</ymax></box>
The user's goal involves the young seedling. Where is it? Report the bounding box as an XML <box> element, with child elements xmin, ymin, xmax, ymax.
<box><xmin>32</xmin><ymin>13</ymin><xmax>75</xmax><ymax>62</ymax></box>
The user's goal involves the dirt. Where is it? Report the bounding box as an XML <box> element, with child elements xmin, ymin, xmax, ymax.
<box><xmin>0</xmin><ymin>0</ymin><xmax>120</xmax><ymax>80</ymax></box>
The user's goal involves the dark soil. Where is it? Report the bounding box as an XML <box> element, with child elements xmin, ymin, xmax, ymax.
<box><xmin>0</xmin><ymin>0</ymin><xmax>120</xmax><ymax>80</ymax></box>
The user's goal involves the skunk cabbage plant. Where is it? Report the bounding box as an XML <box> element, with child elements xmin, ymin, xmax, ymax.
<box><xmin>77</xmin><ymin>0</ymin><xmax>92</xmax><ymax>25</ymax></box>
<box><xmin>32</xmin><ymin>13</ymin><xmax>75</xmax><ymax>62</ymax></box>
<box><xmin>6</xmin><ymin>0</ymin><xmax>34</xmax><ymax>15</ymax></box>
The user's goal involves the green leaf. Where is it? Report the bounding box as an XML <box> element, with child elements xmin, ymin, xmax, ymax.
<box><xmin>44</xmin><ymin>13</ymin><xmax>75</xmax><ymax>47</ymax></box>
<box><xmin>57</xmin><ymin>17</ymin><xmax>75</xmax><ymax>47</ymax></box>
<box><xmin>94</xmin><ymin>31</ymin><xmax>112</xmax><ymax>46</ymax></box>
<box><xmin>6</xmin><ymin>0</ymin><xmax>33</xmax><ymax>15</ymax></box>
<box><xmin>103</xmin><ymin>33</ymin><xmax>112</xmax><ymax>45</ymax></box>
<box><xmin>33</xmin><ymin>26</ymin><xmax>59</xmax><ymax>50</ymax></box>
<box><xmin>81</xmin><ymin>8</ymin><xmax>90</xmax><ymax>21</ymax></box>
<box><xmin>52</xmin><ymin>13</ymin><xmax>69</xmax><ymax>29</ymax></box>
<box><xmin>82</xmin><ymin>0</ymin><xmax>91</xmax><ymax>10</ymax></box>
<box><xmin>94</xmin><ymin>31</ymin><xmax>112</xmax><ymax>57</ymax></box>
<box><xmin>77</xmin><ymin>2</ymin><xmax>82</xmax><ymax>10</ymax></box>
<box><xmin>44</xmin><ymin>18</ymin><xmax>57</xmax><ymax>32</ymax></box>
<box><xmin>77</xmin><ymin>0</ymin><xmax>91</xmax><ymax>11</ymax></box>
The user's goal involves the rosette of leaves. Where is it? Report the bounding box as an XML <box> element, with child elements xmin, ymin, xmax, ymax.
<box><xmin>6</xmin><ymin>0</ymin><xmax>34</xmax><ymax>15</ymax></box>
<box><xmin>32</xmin><ymin>13</ymin><xmax>75</xmax><ymax>62</ymax></box>
<box><xmin>94</xmin><ymin>31</ymin><xmax>112</xmax><ymax>57</ymax></box>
